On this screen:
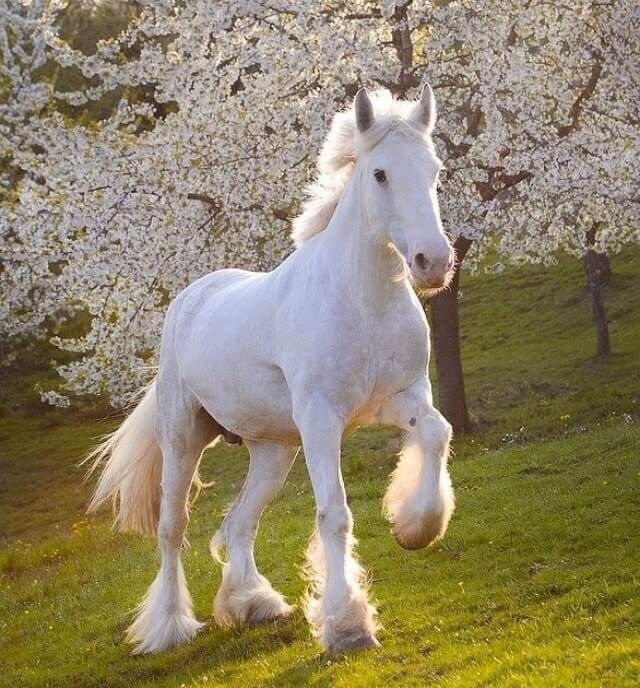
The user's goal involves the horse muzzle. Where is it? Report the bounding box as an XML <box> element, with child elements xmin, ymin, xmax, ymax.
<box><xmin>410</xmin><ymin>252</ymin><xmax>454</xmax><ymax>290</ymax></box>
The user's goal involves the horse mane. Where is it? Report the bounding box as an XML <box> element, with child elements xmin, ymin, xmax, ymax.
<box><xmin>291</xmin><ymin>89</ymin><xmax>429</xmax><ymax>247</ymax></box>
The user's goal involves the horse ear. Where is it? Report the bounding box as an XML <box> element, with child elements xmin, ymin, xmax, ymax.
<box><xmin>413</xmin><ymin>81</ymin><xmax>436</xmax><ymax>132</ymax></box>
<box><xmin>355</xmin><ymin>87</ymin><xmax>375</xmax><ymax>132</ymax></box>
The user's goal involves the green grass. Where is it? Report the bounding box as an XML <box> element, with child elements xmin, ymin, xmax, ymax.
<box><xmin>1</xmin><ymin>251</ymin><xmax>639</xmax><ymax>687</ymax></box>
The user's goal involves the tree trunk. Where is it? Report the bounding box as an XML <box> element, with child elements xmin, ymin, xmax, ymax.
<box><xmin>593</xmin><ymin>251</ymin><xmax>612</xmax><ymax>285</ymax></box>
<box><xmin>584</xmin><ymin>225</ymin><xmax>611</xmax><ymax>357</ymax></box>
<box><xmin>583</xmin><ymin>249</ymin><xmax>611</xmax><ymax>356</ymax></box>
<box><xmin>429</xmin><ymin>237</ymin><xmax>473</xmax><ymax>434</ymax></box>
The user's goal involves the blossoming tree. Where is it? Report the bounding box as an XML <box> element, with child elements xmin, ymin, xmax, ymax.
<box><xmin>419</xmin><ymin>0</ymin><xmax>640</xmax><ymax>429</ymax></box>
<box><xmin>1</xmin><ymin>0</ymin><xmax>638</xmax><ymax>429</ymax></box>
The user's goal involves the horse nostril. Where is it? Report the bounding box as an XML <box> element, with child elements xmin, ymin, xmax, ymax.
<box><xmin>415</xmin><ymin>253</ymin><xmax>429</xmax><ymax>271</ymax></box>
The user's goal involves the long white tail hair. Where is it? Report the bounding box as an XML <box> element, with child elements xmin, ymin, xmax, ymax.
<box><xmin>85</xmin><ymin>381</ymin><xmax>162</xmax><ymax>537</ymax></box>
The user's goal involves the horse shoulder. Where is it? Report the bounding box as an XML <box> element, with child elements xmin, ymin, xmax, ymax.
<box><xmin>272</xmin><ymin>264</ymin><xmax>381</xmax><ymax>417</ymax></box>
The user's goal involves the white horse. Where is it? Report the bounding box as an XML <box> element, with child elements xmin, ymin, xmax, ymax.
<box><xmin>87</xmin><ymin>84</ymin><xmax>456</xmax><ymax>654</ymax></box>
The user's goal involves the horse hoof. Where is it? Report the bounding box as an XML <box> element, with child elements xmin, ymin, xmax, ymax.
<box><xmin>327</xmin><ymin>632</ymin><xmax>380</xmax><ymax>654</ymax></box>
<box><xmin>392</xmin><ymin>516</ymin><xmax>443</xmax><ymax>550</ymax></box>
<box><xmin>214</xmin><ymin>581</ymin><xmax>294</xmax><ymax>628</ymax></box>
<box><xmin>246</xmin><ymin>598</ymin><xmax>294</xmax><ymax>626</ymax></box>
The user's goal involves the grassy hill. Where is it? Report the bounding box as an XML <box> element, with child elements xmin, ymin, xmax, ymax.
<box><xmin>1</xmin><ymin>251</ymin><xmax>638</xmax><ymax>687</ymax></box>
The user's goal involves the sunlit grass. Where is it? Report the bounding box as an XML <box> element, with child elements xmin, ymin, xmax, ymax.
<box><xmin>1</xmin><ymin>249</ymin><xmax>638</xmax><ymax>687</ymax></box>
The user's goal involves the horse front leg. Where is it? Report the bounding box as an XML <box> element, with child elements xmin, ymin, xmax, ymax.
<box><xmin>294</xmin><ymin>396</ymin><xmax>378</xmax><ymax>652</ymax></box>
<box><xmin>379</xmin><ymin>378</ymin><xmax>455</xmax><ymax>550</ymax></box>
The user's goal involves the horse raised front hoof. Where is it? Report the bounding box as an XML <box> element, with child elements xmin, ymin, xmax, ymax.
<box><xmin>386</xmin><ymin>467</ymin><xmax>455</xmax><ymax>551</ymax></box>
<box><xmin>392</xmin><ymin>506</ymin><xmax>450</xmax><ymax>550</ymax></box>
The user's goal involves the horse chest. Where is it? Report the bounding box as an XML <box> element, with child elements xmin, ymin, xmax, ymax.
<box><xmin>342</xmin><ymin>311</ymin><xmax>428</xmax><ymax>430</ymax></box>
<box><xmin>370</xmin><ymin>308</ymin><xmax>429</xmax><ymax>393</ymax></box>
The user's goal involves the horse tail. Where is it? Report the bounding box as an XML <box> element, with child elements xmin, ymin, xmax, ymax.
<box><xmin>85</xmin><ymin>380</ymin><xmax>162</xmax><ymax>537</ymax></box>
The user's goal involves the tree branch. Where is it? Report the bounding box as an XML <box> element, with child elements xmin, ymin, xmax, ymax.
<box><xmin>390</xmin><ymin>1</ymin><xmax>419</xmax><ymax>96</ymax></box>
<box><xmin>557</xmin><ymin>61</ymin><xmax>602</xmax><ymax>137</ymax></box>
<box><xmin>187</xmin><ymin>192</ymin><xmax>221</xmax><ymax>213</ymax></box>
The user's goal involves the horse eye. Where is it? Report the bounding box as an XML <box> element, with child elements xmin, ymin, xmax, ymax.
<box><xmin>373</xmin><ymin>169</ymin><xmax>386</xmax><ymax>183</ymax></box>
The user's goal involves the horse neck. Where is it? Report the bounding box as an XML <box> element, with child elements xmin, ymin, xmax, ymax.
<box><xmin>320</xmin><ymin>167</ymin><xmax>405</xmax><ymax>308</ymax></box>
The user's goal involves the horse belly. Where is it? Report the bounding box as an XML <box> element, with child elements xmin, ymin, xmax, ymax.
<box><xmin>201</xmin><ymin>365</ymin><xmax>299</xmax><ymax>445</ymax></box>
<box><xmin>184</xmin><ymin>333</ymin><xmax>299</xmax><ymax>444</ymax></box>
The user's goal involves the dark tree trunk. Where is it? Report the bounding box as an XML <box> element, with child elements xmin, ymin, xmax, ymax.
<box><xmin>584</xmin><ymin>249</ymin><xmax>611</xmax><ymax>356</ymax></box>
<box><xmin>593</xmin><ymin>251</ymin><xmax>612</xmax><ymax>285</ymax></box>
<box><xmin>584</xmin><ymin>226</ymin><xmax>611</xmax><ymax>357</ymax></box>
<box><xmin>429</xmin><ymin>237</ymin><xmax>473</xmax><ymax>434</ymax></box>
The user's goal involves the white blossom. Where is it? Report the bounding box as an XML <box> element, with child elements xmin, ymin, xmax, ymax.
<box><xmin>1</xmin><ymin>0</ymin><xmax>638</xmax><ymax>405</ymax></box>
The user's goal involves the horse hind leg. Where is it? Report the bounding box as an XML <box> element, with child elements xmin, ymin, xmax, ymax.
<box><xmin>212</xmin><ymin>441</ymin><xmax>296</xmax><ymax>627</ymax></box>
<box><xmin>127</xmin><ymin>405</ymin><xmax>217</xmax><ymax>654</ymax></box>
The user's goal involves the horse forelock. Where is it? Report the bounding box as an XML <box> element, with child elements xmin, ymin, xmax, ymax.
<box><xmin>291</xmin><ymin>89</ymin><xmax>432</xmax><ymax>248</ymax></box>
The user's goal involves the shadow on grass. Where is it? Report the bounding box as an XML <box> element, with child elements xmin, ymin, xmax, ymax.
<box><xmin>260</xmin><ymin>653</ymin><xmax>351</xmax><ymax>688</ymax></box>
<box><xmin>60</xmin><ymin>612</ymin><xmax>312</xmax><ymax>688</ymax></box>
